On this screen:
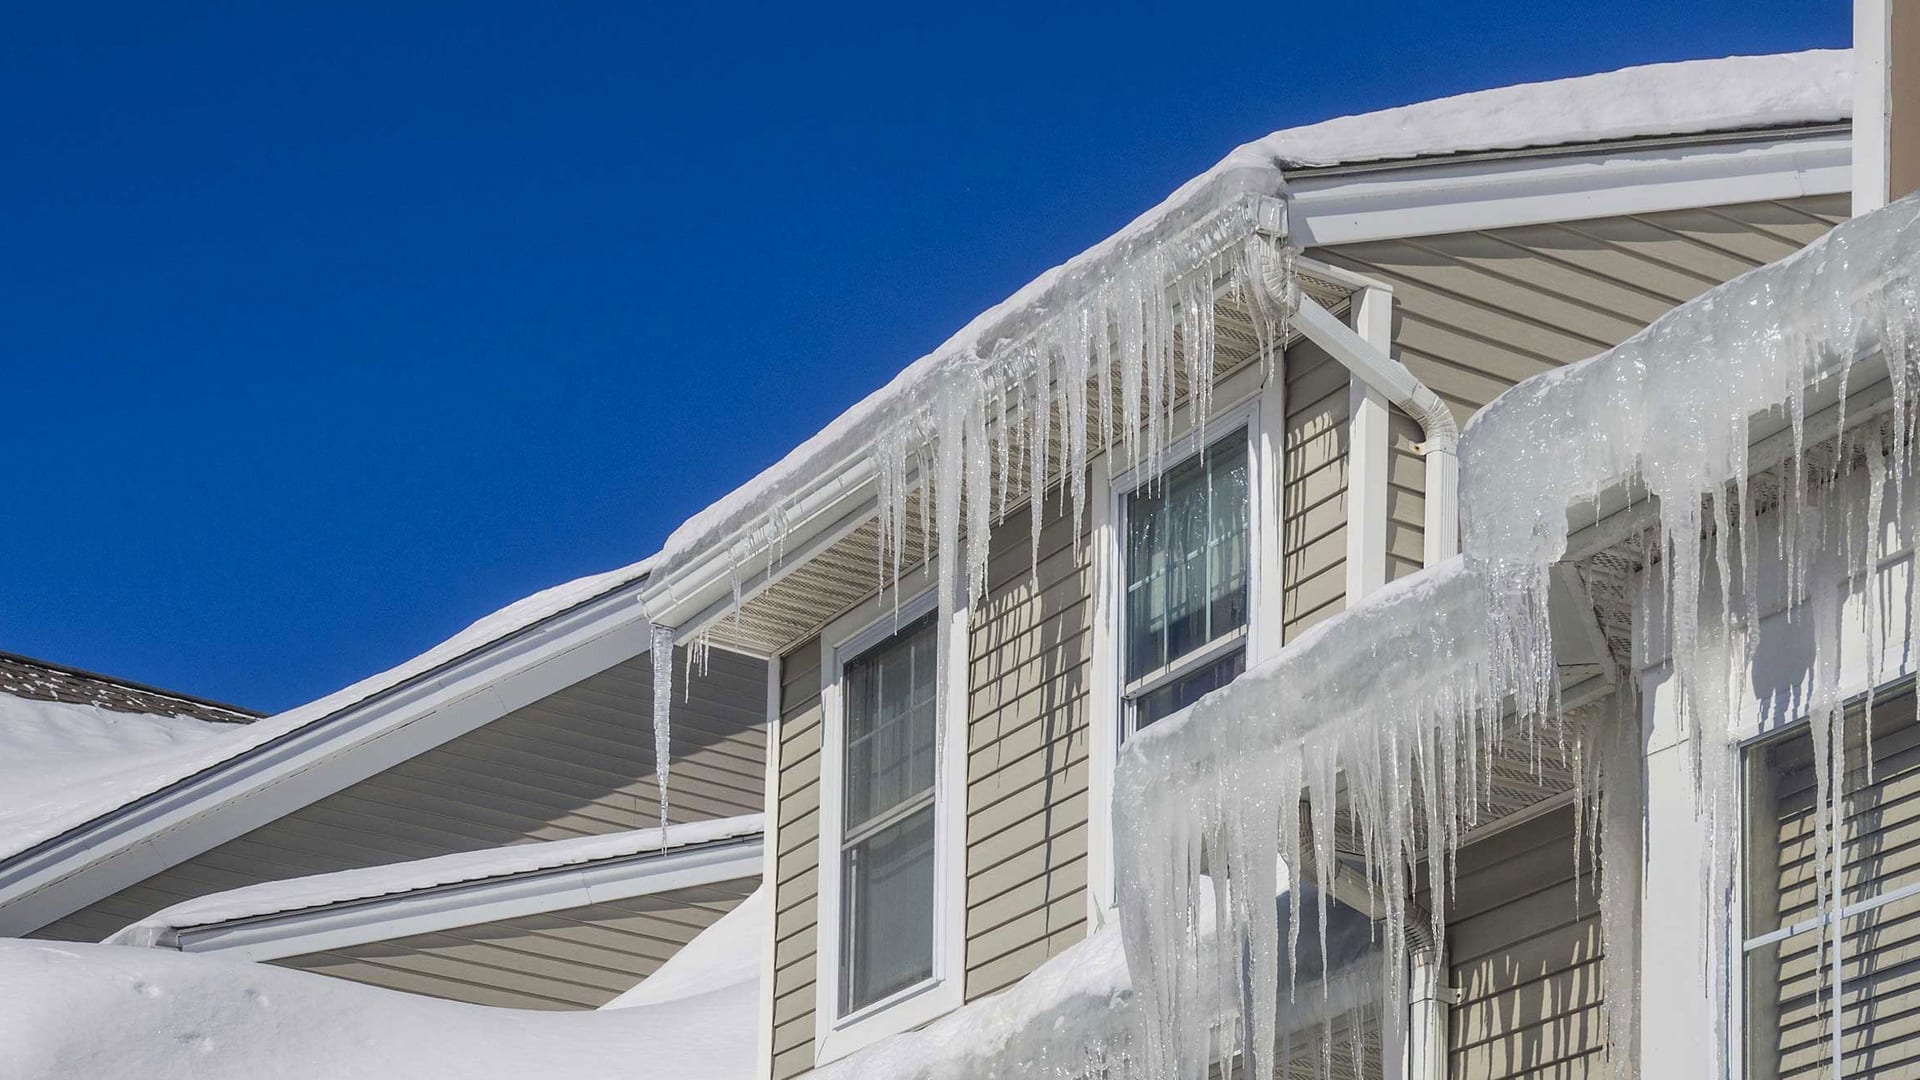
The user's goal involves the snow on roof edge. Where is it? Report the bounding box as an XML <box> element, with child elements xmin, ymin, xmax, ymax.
<box><xmin>1257</xmin><ymin>48</ymin><xmax>1848</xmax><ymax>169</ymax></box>
<box><xmin>108</xmin><ymin>812</ymin><xmax>762</xmax><ymax>945</ymax></box>
<box><xmin>650</xmin><ymin>49</ymin><xmax>1851</xmax><ymax>586</ymax></box>
<box><xmin>2</xmin><ymin>555</ymin><xmax>657</xmax><ymax>865</ymax></box>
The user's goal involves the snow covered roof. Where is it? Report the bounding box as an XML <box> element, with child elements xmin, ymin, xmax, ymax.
<box><xmin>0</xmin><ymin>651</ymin><xmax>257</xmax><ymax>725</ymax></box>
<box><xmin>644</xmin><ymin>50</ymin><xmax>1854</xmax><ymax>594</ymax></box>
<box><xmin>108</xmin><ymin>813</ymin><xmax>762</xmax><ymax>948</ymax></box>
<box><xmin>0</xmin><ymin>556</ymin><xmax>654</xmax><ymax>866</ymax></box>
<box><xmin>0</xmin><ymin>692</ymin><xmax>249</xmax><ymax>862</ymax></box>
<box><xmin>1251</xmin><ymin>49</ymin><xmax>1848</xmax><ymax>169</ymax></box>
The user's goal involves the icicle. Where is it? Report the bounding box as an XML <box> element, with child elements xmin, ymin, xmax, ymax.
<box><xmin>649</xmin><ymin>623</ymin><xmax>676</xmax><ymax>840</ymax></box>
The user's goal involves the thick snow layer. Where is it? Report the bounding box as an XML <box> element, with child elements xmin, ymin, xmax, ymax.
<box><xmin>1254</xmin><ymin>49</ymin><xmax>1847</xmax><ymax>168</ymax></box>
<box><xmin>812</xmin><ymin>881</ymin><xmax>1377</xmax><ymax>1080</ymax></box>
<box><xmin>604</xmin><ymin>882</ymin><xmax>767</xmax><ymax>1009</ymax></box>
<box><xmin>109</xmin><ymin>814</ymin><xmax>761</xmax><ymax>945</ymax></box>
<box><xmin>2</xmin><ymin>556</ymin><xmax>653</xmax><ymax>858</ymax></box>
<box><xmin>0</xmin><ymin>694</ymin><xmax>243</xmax><ymax>859</ymax></box>
<box><xmin>0</xmin><ymin>936</ymin><xmax>757</xmax><ymax>1080</ymax></box>
<box><xmin>648</xmin><ymin>50</ymin><xmax>1848</xmax><ymax>593</ymax></box>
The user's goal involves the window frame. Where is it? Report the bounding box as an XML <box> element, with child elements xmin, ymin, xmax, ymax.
<box><xmin>812</xmin><ymin>569</ymin><xmax>968</xmax><ymax>1064</ymax></box>
<box><xmin>1114</xmin><ymin>427</ymin><xmax>1256</xmax><ymax>740</ymax></box>
<box><xmin>1087</xmin><ymin>373</ymin><xmax>1285</xmax><ymax>923</ymax></box>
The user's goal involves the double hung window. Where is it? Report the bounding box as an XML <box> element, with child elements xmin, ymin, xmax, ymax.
<box><xmin>836</xmin><ymin>609</ymin><xmax>940</xmax><ymax>1015</ymax></box>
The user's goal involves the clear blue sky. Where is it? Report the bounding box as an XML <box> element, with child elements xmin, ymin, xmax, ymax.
<box><xmin>1</xmin><ymin>2</ymin><xmax>1848</xmax><ymax>712</ymax></box>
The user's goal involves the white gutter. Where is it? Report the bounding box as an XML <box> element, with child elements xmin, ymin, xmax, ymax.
<box><xmin>1268</xmin><ymin>243</ymin><xmax>1461</xmax><ymax>563</ymax></box>
<box><xmin>120</xmin><ymin>829</ymin><xmax>763</xmax><ymax>963</ymax></box>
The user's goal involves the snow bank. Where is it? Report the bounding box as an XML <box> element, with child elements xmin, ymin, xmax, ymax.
<box><xmin>2</xmin><ymin>557</ymin><xmax>653</xmax><ymax>859</ymax></box>
<box><xmin>604</xmin><ymin>882</ymin><xmax>767</xmax><ymax>1009</ymax></box>
<box><xmin>0</xmin><ymin>936</ymin><xmax>756</xmax><ymax>1080</ymax></box>
<box><xmin>0</xmin><ymin>695</ymin><xmax>243</xmax><ymax>858</ymax></box>
<box><xmin>110</xmin><ymin>814</ymin><xmax>761</xmax><ymax>946</ymax></box>
<box><xmin>812</xmin><ymin>882</ymin><xmax>1378</xmax><ymax>1080</ymax></box>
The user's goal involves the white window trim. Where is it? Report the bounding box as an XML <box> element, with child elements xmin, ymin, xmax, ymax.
<box><xmin>812</xmin><ymin>565</ymin><xmax>968</xmax><ymax>1064</ymax></box>
<box><xmin>1087</xmin><ymin>370</ymin><xmax>1286</xmax><ymax>924</ymax></box>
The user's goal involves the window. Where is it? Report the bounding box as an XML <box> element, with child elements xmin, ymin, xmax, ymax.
<box><xmin>837</xmin><ymin>608</ymin><xmax>939</xmax><ymax>1014</ymax></box>
<box><xmin>1743</xmin><ymin>684</ymin><xmax>1920</xmax><ymax>1078</ymax></box>
<box><xmin>815</xmin><ymin>581</ymin><xmax>964</xmax><ymax>1062</ymax></box>
<box><xmin>1121</xmin><ymin>428</ymin><xmax>1251</xmax><ymax>735</ymax></box>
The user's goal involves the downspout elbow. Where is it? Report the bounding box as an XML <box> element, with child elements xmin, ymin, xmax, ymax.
<box><xmin>1252</xmin><ymin>233</ymin><xmax>1460</xmax><ymax>561</ymax></box>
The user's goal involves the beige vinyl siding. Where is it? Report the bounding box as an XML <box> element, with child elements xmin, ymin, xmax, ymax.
<box><xmin>965</xmin><ymin>491</ymin><xmax>1091</xmax><ymax>1001</ymax></box>
<box><xmin>1448</xmin><ymin>805</ymin><xmax>1604</xmax><ymax>1080</ymax></box>
<box><xmin>1310</xmin><ymin>197</ymin><xmax>1851</xmax><ymax>430</ymax></box>
<box><xmin>271</xmin><ymin>877</ymin><xmax>757</xmax><ymax>1010</ymax></box>
<box><xmin>1284</xmin><ymin>337</ymin><xmax>1350</xmax><ymax>641</ymax></box>
<box><xmin>1386</xmin><ymin>403</ymin><xmax>1426</xmax><ymax>582</ymax></box>
<box><xmin>1746</xmin><ymin>688</ymin><xmax>1920</xmax><ymax>1078</ymax></box>
<box><xmin>36</xmin><ymin>646</ymin><xmax>768</xmax><ymax>943</ymax></box>
<box><xmin>771</xmin><ymin>637</ymin><xmax>822</xmax><ymax>1080</ymax></box>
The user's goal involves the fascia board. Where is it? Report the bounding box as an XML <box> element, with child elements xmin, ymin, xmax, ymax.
<box><xmin>1287</xmin><ymin>129</ymin><xmax>1850</xmax><ymax>248</ymax></box>
<box><xmin>174</xmin><ymin>837</ymin><xmax>764</xmax><ymax>963</ymax></box>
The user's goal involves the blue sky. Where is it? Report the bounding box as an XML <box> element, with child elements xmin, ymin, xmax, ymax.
<box><xmin>1</xmin><ymin>2</ymin><xmax>1848</xmax><ymax>712</ymax></box>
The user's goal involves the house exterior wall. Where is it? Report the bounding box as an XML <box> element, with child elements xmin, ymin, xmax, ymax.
<box><xmin>269</xmin><ymin>877</ymin><xmax>759</xmax><ymax>1010</ymax></box>
<box><xmin>1447</xmin><ymin>806</ymin><xmax>1604</xmax><ymax>1079</ymax></box>
<box><xmin>770</xmin><ymin>637</ymin><xmax>824</xmax><ymax>1080</ymax></box>
<box><xmin>1282</xmin><ymin>336</ymin><xmax>1351</xmax><ymax>641</ymax></box>
<box><xmin>761</xmin><ymin>197</ymin><xmax>1855</xmax><ymax>1075</ymax></box>
<box><xmin>963</xmin><ymin>493</ymin><xmax>1092</xmax><ymax>1001</ymax></box>
<box><xmin>34</xmin><ymin>646</ymin><xmax>768</xmax><ymax>943</ymax></box>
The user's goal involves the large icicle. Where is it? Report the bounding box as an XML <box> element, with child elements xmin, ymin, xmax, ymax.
<box><xmin>1113</xmin><ymin>559</ymin><xmax>1511</xmax><ymax>1080</ymax></box>
<box><xmin>649</xmin><ymin>623</ymin><xmax>675</xmax><ymax>837</ymax></box>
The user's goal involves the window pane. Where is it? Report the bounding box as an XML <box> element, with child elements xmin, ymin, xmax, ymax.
<box><xmin>1124</xmin><ymin>429</ymin><xmax>1250</xmax><ymax>684</ymax></box>
<box><xmin>841</xmin><ymin>804</ymin><xmax>936</xmax><ymax>1013</ymax></box>
<box><xmin>1133</xmin><ymin>648</ymin><xmax>1246</xmax><ymax>730</ymax></box>
<box><xmin>844</xmin><ymin>611</ymin><xmax>939</xmax><ymax>832</ymax></box>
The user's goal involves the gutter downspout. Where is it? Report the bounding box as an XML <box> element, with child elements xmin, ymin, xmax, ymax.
<box><xmin>1255</xmin><ymin>237</ymin><xmax>1461</xmax><ymax>564</ymax></box>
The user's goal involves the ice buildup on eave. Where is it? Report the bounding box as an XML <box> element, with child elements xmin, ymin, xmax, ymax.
<box><xmin>812</xmin><ymin>882</ymin><xmax>1382</xmax><ymax>1080</ymax></box>
<box><xmin>1106</xmin><ymin>193</ymin><xmax>1920</xmax><ymax>1080</ymax></box>
<box><xmin>646</xmin><ymin>50</ymin><xmax>1853</xmax><ymax>608</ymax></box>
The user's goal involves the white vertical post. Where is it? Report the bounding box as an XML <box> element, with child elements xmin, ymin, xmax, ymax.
<box><xmin>755</xmin><ymin>654</ymin><xmax>783</xmax><ymax>1080</ymax></box>
<box><xmin>1858</xmin><ymin>0</ymin><xmax>1894</xmax><ymax>215</ymax></box>
<box><xmin>1346</xmin><ymin>286</ymin><xmax>1394</xmax><ymax>600</ymax></box>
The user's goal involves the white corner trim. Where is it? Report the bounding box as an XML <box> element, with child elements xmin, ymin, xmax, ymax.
<box><xmin>811</xmin><ymin>573</ymin><xmax>967</xmax><ymax>1066</ymax></box>
<box><xmin>0</xmin><ymin>579</ymin><xmax>661</xmax><ymax>936</ymax></box>
<box><xmin>1856</xmin><ymin>0</ymin><xmax>1893</xmax><ymax>215</ymax></box>
<box><xmin>755</xmin><ymin>655</ymin><xmax>784</xmax><ymax>1080</ymax></box>
<box><xmin>1287</xmin><ymin>128</ymin><xmax>1850</xmax><ymax>248</ymax></box>
<box><xmin>167</xmin><ymin>834</ymin><xmax>763</xmax><ymax>962</ymax></box>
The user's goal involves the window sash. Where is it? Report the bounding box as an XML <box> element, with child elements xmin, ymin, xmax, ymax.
<box><xmin>841</xmin><ymin>610</ymin><xmax>939</xmax><ymax>837</ymax></box>
<box><xmin>839</xmin><ymin>801</ymin><xmax>937</xmax><ymax>1014</ymax></box>
<box><xmin>1120</xmin><ymin>428</ymin><xmax>1250</xmax><ymax>735</ymax></box>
